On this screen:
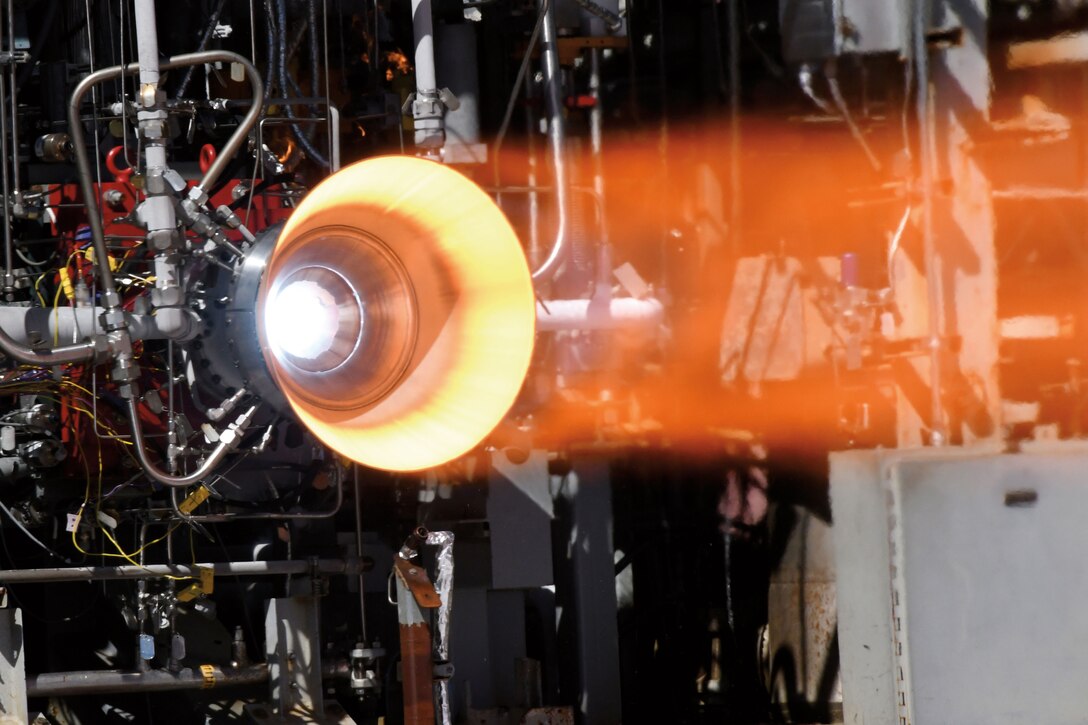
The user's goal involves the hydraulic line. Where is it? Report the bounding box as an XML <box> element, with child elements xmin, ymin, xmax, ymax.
<box><xmin>275</xmin><ymin>0</ymin><xmax>330</xmax><ymax>168</ymax></box>
<box><xmin>530</xmin><ymin>0</ymin><xmax>571</xmax><ymax>284</ymax></box>
<box><xmin>68</xmin><ymin>50</ymin><xmax>265</xmax><ymax>306</ymax></box>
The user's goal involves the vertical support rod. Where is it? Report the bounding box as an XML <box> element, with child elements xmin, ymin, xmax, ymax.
<box><xmin>727</xmin><ymin>0</ymin><xmax>741</xmax><ymax>256</ymax></box>
<box><xmin>553</xmin><ymin>458</ymin><xmax>622</xmax><ymax>724</ymax></box>
<box><xmin>353</xmin><ymin>466</ymin><xmax>368</xmax><ymax>644</ymax></box>
<box><xmin>526</xmin><ymin>76</ymin><xmax>541</xmax><ymax>265</ymax></box>
<box><xmin>0</xmin><ymin>8</ymin><xmax>12</xmax><ymax>298</ymax></box>
<box><xmin>589</xmin><ymin>48</ymin><xmax>612</xmax><ymax>296</ymax></box>
<box><xmin>410</xmin><ymin>0</ymin><xmax>443</xmax><ymax>152</ymax></box>
<box><xmin>531</xmin><ymin>0</ymin><xmax>571</xmax><ymax>284</ymax></box>
<box><xmin>913</xmin><ymin>0</ymin><xmax>946</xmax><ymax>446</ymax></box>
<box><xmin>6</xmin><ymin>0</ymin><xmax>17</xmax><ymax>198</ymax></box>
<box><xmin>132</xmin><ymin>0</ymin><xmax>160</xmax><ymax>89</ymax></box>
<box><xmin>136</xmin><ymin>524</ymin><xmax>151</xmax><ymax>672</ymax></box>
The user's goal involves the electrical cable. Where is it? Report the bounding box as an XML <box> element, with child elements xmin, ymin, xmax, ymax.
<box><xmin>0</xmin><ymin>499</ymin><xmax>72</xmax><ymax>564</ymax></box>
<box><xmin>16</xmin><ymin>0</ymin><xmax>60</xmax><ymax>90</ymax></box>
<box><xmin>275</xmin><ymin>0</ymin><xmax>330</xmax><ymax>168</ymax></box>
<box><xmin>175</xmin><ymin>0</ymin><xmax>230</xmax><ymax>98</ymax></box>
<box><xmin>825</xmin><ymin>59</ymin><xmax>882</xmax><ymax>172</ymax></box>
<box><xmin>492</xmin><ymin>0</ymin><xmax>549</xmax><ymax>187</ymax></box>
<box><xmin>0</xmin><ymin>520</ymin><xmax>100</xmax><ymax>624</ymax></box>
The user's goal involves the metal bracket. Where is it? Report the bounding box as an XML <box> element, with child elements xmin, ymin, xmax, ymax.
<box><xmin>245</xmin><ymin>597</ymin><xmax>354</xmax><ymax>724</ymax></box>
<box><xmin>0</xmin><ymin>51</ymin><xmax>29</xmax><ymax>66</ymax></box>
<box><xmin>392</xmin><ymin>557</ymin><xmax>441</xmax><ymax>609</ymax></box>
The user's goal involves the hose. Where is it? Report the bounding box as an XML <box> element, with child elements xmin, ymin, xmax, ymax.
<box><xmin>175</xmin><ymin>0</ymin><xmax>230</xmax><ymax>98</ymax></box>
<box><xmin>16</xmin><ymin>0</ymin><xmax>60</xmax><ymax>91</ymax></box>
<box><xmin>276</xmin><ymin>0</ymin><xmax>330</xmax><ymax>168</ymax></box>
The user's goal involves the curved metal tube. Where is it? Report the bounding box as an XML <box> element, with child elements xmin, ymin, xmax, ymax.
<box><xmin>913</xmin><ymin>0</ymin><xmax>945</xmax><ymax>446</ymax></box>
<box><xmin>0</xmin><ymin>335</ymin><xmax>97</xmax><ymax>365</ymax></box>
<box><xmin>68</xmin><ymin>50</ymin><xmax>265</xmax><ymax>304</ymax></box>
<box><xmin>0</xmin><ymin>276</ymin><xmax>102</xmax><ymax>364</ymax></box>
<box><xmin>530</xmin><ymin>0</ymin><xmax>571</xmax><ymax>284</ymax></box>
<box><xmin>191</xmin><ymin>53</ymin><xmax>265</xmax><ymax>193</ymax></box>
<box><xmin>126</xmin><ymin>397</ymin><xmax>253</xmax><ymax>489</ymax></box>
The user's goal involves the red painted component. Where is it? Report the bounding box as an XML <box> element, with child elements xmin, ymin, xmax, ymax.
<box><xmin>47</xmin><ymin>180</ymin><xmax>293</xmax><ymax>246</ymax></box>
<box><xmin>105</xmin><ymin>146</ymin><xmax>133</xmax><ymax>183</ymax></box>
<box><xmin>566</xmin><ymin>94</ymin><xmax>597</xmax><ymax>109</ymax></box>
<box><xmin>199</xmin><ymin>144</ymin><xmax>217</xmax><ymax>175</ymax></box>
<box><xmin>35</xmin><ymin>171</ymin><xmax>293</xmax><ymax>468</ymax></box>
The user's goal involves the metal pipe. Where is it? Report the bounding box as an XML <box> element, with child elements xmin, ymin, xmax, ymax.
<box><xmin>0</xmin><ymin>558</ymin><xmax>362</xmax><ymax>584</ymax></box>
<box><xmin>531</xmin><ymin>0</ymin><xmax>571</xmax><ymax>284</ymax></box>
<box><xmin>136</xmin><ymin>522</ymin><xmax>151</xmax><ymax>672</ymax></box>
<box><xmin>588</xmin><ymin>48</ymin><xmax>611</xmax><ymax>296</ymax></box>
<box><xmin>27</xmin><ymin>664</ymin><xmax>270</xmax><ymax>697</ymax></box>
<box><xmin>7</xmin><ymin>0</ymin><xmax>19</xmax><ymax>197</ymax></box>
<box><xmin>0</xmin><ymin>30</ymin><xmax>11</xmax><ymax>297</ymax></box>
<box><xmin>411</xmin><ymin>0</ymin><xmax>435</xmax><ymax>116</ymax></box>
<box><xmin>0</xmin><ymin>333</ymin><xmax>97</xmax><ymax>365</ymax></box>
<box><xmin>127</xmin><ymin>398</ymin><xmax>256</xmax><ymax>488</ymax></box>
<box><xmin>0</xmin><ymin>306</ymin><xmax>192</xmax><ymax>345</ymax></box>
<box><xmin>354</xmin><ymin>466</ymin><xmax>369</xmax><ymax>644</ymax></box>
<box><xmin>410</xmin><ymin>0</ymin><xmax>443</xmax><ymax>152</ymax></box>
<box><xmin>68</xmin><ymin>50</ymin><xmax>265</xmax><ymax>288</ymax></box>
<box><xmin>913</xmin><ymin>0</ymin><xmax>946</xmax><ymax>446</ymax></box>
<box><xmin>536</xmin><ymin>297</ymin><xmax>664</xmax><ymax>332</ymax></box>
<box><xmin>526</xmin><ymin>78</ymin><xmax>541</xmax><ymax>265</ymax></box>
<box><xmin>27</xmin><ymin>659</ymin><xmax>350</xmax><ymax>697</ymax></box>
<box><xmin>727</xmin><ymin>0</ymin><xmax>741</xmax><ymax>257</ymax></box>
<box><xmin>132</xmin><ymin>0</ymin><xmax>160</xmax><ymax>89</ymax></box>
<box><xmin>192</xmin><ymin>54</ymin><xmax>264</xmax><ymax>195</ymax></box>
<box><xmin>572</xmin><ymin>0</ymin><xmax>622</xmax><ymax>31</ymax></box>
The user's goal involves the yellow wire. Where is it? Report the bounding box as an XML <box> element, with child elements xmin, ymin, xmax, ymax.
<box><xmin>68</xmin><ymin>415</ymin><xmax>191</xmax><ymax>581</ymax></box>
<box><xmin>58</xmin><ymin>381</ymin><xmax>135</xmax><ymax>447</ymax></box>
<box><xmin>52</xmin><ymin>285</ymin><xmax>63</xmax><ymax>346</ymax></box>
<box><xmin>2</xmin><ymin>367</ymin><xmax>191</xmax><ymax>581</ymax></box>
<box><xmin>33</xmin><ymin>271</ymin><xmax>47</xmax><ymax>308</ymax></box>
<box><xmin>69</xmin><ymin>433</ymin><xmax>94</xmax><ymax>558</ymax></box>
<box><xmin>98</xmin><ymin>524</ymin><xmax>191</xmax><ymax>581</ymax></box>
<box><xmin>0</xmin><ymin>382</ymin><xmax>136</xmax><ymax>453</ymax></box>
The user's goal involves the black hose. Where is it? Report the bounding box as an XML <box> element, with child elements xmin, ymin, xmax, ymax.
<box><xmin>308</xmin><ymin>0</ymin><xmax>321</xmax><ymax>113</ymax></box>
<box><xmin>226</xmin><ymin>173</ymin><xmax>291</xmax><ymax>211</ymax></box>
<box><xmin>175</xmin><ymin>0</ymin><xmax>230</xmax><ymax>98</ymax></box>
<box><xmin>275</xmin><ymin>0</ymin><xmax>329</xmax><ymax>168</ymax></box>
<box><xmin>492</xmin><ymin>0</ymin><xmax>549</xmax><ymax>186</ymax></box>
<box><xmin>263</xmin><ymin>0</ymin><xmax>276</xmax><ymax>98</ymax></box>
<box><xmin>16</xmin><ymin>0</ymin><xmax>60</xmax><ymax>91</ymax></box>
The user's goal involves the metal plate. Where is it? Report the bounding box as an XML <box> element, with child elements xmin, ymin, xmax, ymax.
<box><xmin>832</xmin><ymin>445</ymin><xmax>1088</xmax><ymax>725</ymax></box>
